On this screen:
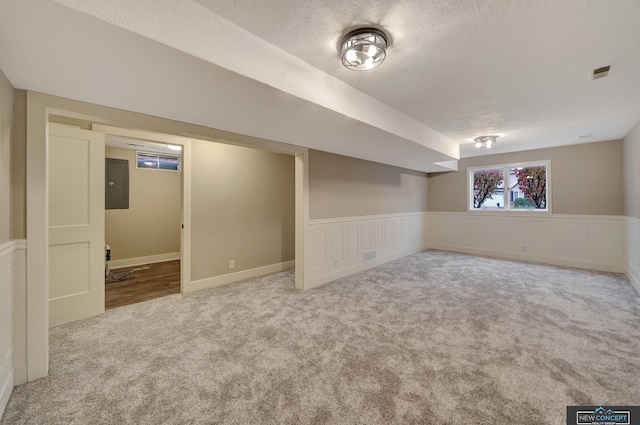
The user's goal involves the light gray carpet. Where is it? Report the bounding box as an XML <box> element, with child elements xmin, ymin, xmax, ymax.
<box><xmin>3</xmin><ymin>250</ymin><xmax>639</xmax><ymax>424</ymax></box>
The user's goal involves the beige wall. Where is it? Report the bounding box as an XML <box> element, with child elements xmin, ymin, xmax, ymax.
<box><xmin>11</xmin><ymin>90</ymin><xmax>26</xmax><ymax>239</ymax></box>
<box><xmin>623</xmin><ymin>120</ymin><xmax>640</xmax><ymax>220</ymax></box>
<box><xmin>191</xmin><ymin>140</ymin><xmax>295</xmax><ymax>281</ymax></box>
<box><xmin>0</xmin><ymin>70</ymin><xmax>14</xmax><ymax>244</ymax></box>
<box><xmin>428</xmin><ymin>140</ymin><xmax>623</xmax><ymax>215</ymax></box>
<box><xmin>309</xmin><ymin>149</ymin><xmax>429</xmax><ymax>219</ymax></box>
<box><xmin>105</xmin><ymin>147</ymin><xmax>181</xmax><ymax>260</ymax></box>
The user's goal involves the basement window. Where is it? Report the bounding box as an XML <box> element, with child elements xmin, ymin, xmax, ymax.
<box><xmin>136</xmin><ymin>151</ymin><xmax>181</xmax><ymax>171</ymax></box>
<box><xmin>468</xmin><ymin>160</ymin><xmax>550</xmax><ymax>212</ymax></box>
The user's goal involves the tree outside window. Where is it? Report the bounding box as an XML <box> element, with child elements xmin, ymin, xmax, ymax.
<box><xmin>473</xmin><ymin>169</ymin><xmax>504</xmax><ymax>209</ymax></box>
<box><xmin>513</xmin><ymin>166</ymin><xmax>546</xmax><ymax>209</ymax></box>
<box><xmin>469</xmin><ymin>161</ymin><xmax>549</xmax><ymax>211</ymax></box>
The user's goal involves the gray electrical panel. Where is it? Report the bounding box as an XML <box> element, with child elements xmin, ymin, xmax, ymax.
<box><xmin>105</xmin><ymin>158</ymin><xmax>129</xmax><ymax>209</ymax></box>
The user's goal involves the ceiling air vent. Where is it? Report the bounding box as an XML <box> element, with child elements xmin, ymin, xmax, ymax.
<box><xmin>591</xmin><ymin>65</ymin><xmax>611</xmax><ymax>80</ymax></box>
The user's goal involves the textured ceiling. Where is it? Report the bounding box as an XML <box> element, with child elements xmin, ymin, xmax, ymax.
<box><xmin>195</xmin><ymin>0</ymin><xmax>640</xmax><ymax>156</ymax></box>
<box><xmin>1</xmin><ymin>0</ymin><xmax>639</xmax><ymax>171</ymax></box>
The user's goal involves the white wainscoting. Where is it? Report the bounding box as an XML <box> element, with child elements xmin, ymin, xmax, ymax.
<box><xmin>0</xmin><ymin>241</ymin><xmax>15</xmax><ymax>416</ymax></box>
<box><xmin>627</xmin><ymin>217</ymin><xmax>640</xmax><ymax>294</ymax></box>
<box><xmin>12</xmin><ymin>240</ymin><xmax>27</xmax><ymax>386</ymax></box>
<box><xmin>427</xmin><ymin>212</ymin><xmax>625</xmax><ymax>274</ymax></box>
<box><xmin>306</xmin><ymin>212</ymin><xmax>428</xmax><ymax>289</ymax></box>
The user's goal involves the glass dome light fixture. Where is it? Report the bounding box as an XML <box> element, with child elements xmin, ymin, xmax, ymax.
<box><xmin>340</xmin><ymin>28</ymin><xmax>388</xmax><ymax>71</ymax></box>
<box><xmin>474</xmin><ymin>135</ymin><xmax>499</xmax><ymax>149</ymax></box>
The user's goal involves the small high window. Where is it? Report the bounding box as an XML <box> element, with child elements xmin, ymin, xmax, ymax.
<box><xmin>468</xmin><ymin>161</ymin><xmax>550</xmax><ymax>211</ymax></box>
<box><xmin>136</xmin><ymin>151</ymin><xmax>181</xmax><ymax>171</ymax></box>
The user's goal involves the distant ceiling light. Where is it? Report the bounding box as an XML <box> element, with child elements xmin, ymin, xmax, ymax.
<box><xmin>340</xmin><ymin>28</ymin><xmax>387</xmax><ymax>71</ymax></box>
<box><xmin>474</xmin><ymin>135</ymin><xmax>499</xmax><ymax>149</ymax></box>
<box><xmin>167</xmin><ymin>144</ymin><xmax>182</xmax><ymax>151</ymax></box>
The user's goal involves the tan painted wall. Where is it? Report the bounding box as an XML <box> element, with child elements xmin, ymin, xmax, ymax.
<box><xmin>104</xmin><ymin>147</ymin><xmax>181</xmax><ymax>260</ymax></box>
<box><xmin>0</xmin><ymin>70</ymin><xmax>14</xmax><ymax>244</ymax></box>
<box><xmin>428</xmin><ymin>140</ymin><xmax>623</xmax><ymax>215</ymax></box>
<box><xmin>11</xmin><ymin>90</ymin><xmax>26</xmax><ymax>239</ymax></box>
<box><xmin>623</xmin><ymin>120</ymin><xmax>640</xmax><ymax>220</ymax></box>
<box><xmin>191</xmin><ymin>140</ymin><xmax>295</xmax><ymax>281</ymax></box>
<box><xmin>309</xmin><ymin>149</ymin><xmax>429</xmax><ymax>219</ymax></box>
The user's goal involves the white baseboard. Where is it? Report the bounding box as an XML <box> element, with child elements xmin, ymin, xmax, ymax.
<box><xmin>13</xmin><ymin>365</ymin><xmax>27</xmax><ymax>387</ymax></box>
<box><xmin>109</xmin><ymin>252</ymin><xmax>180</xmax><ymax>269</ymax></box>
<box><xmin>306</xmin><ymin>246</ymin><xmax>427</xmax><ymax>290</ymax></box>
<box><xmin>186</xmin><ymin>260</ymin><xmax>295</xmax><ymax>293</ymax></box>
<box><xmin>428</xmin><ymin>244</ymin><xmax>625</xmax><ymax>274</ymax></box>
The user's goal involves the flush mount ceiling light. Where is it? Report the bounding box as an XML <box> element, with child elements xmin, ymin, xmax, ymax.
<box><xmin>474</xmin><ymin>135</ymin><xmax>499</xmax><ymax>149</ymax></box>
<box><xmin>340</xmin><ymin>28</ymin><xmax>388</xmax><ymax>71</ymax></box>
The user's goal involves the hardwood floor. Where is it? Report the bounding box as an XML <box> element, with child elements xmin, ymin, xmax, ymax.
<box><xmin>105</xmin><ymin>260</ymin><xmax>180</xmax><ymax>309</ymax></box>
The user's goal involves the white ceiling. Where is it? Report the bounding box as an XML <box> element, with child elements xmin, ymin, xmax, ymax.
<box><xmin>1</xmin><ymin>0</ymin><xmax>639</xmax><ymax>171</ymax></box>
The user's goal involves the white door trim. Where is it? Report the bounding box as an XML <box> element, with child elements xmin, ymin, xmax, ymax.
<box><xmin>92</xmin><ymin>124</ymin><xmax>192</xmax><ymax>293</ymax></box>
<box><xmin>26</xmin><ymin>93</ymin><xmax>49</xmax><ymax>381</ymax></box>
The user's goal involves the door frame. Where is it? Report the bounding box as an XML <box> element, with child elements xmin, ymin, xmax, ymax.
<box><xmin>93</xmin><ymin>124</ymin><xmax>192</xmax><ymax>293</ymax></box>
<box><xmin>25</xmin><ymin>91</ymin><xmax>309</xmax><ymax>382</ymax></box>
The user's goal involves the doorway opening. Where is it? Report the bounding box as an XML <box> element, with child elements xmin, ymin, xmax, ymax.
<box><xmin>26</xmin><ymin>91</ymin><xmax>307</xmax><ymax>382</ymax></box>
<box><xmin>104</xmin><ymin>136</ymin><xmax>184</xmax><ymax>309</ymax></box>
<box><xmin>45</xmin><ymin>119</ymin><xmax>192</xmax><ymax>324</ymax></box>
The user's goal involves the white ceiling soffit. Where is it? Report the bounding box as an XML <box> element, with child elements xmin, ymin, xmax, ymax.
<box><xmin>0</xmin><ymin>0</ymin><xmax>457</xmax><ymax>172</ymax></box>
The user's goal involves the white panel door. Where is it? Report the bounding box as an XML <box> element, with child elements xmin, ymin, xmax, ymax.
<box><xmin>48</xmin><ymin>123</ymin><xmax>105</xmax><ymax>327</ymax></box>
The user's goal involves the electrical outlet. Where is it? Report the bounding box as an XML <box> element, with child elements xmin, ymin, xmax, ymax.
<box><xmin>333</xmin><ymin>258</ymin><xmax>339</xmax><ymax>268</ymax></box>
<box><xmin>521</xmin><ymin>245</ymin><xmax>526</xmax><ymax>252</ymax></box>
<box><xmin>229</xmin><ymin>260</ymin><xmax>235</xmax><ymax>269</ymax></box>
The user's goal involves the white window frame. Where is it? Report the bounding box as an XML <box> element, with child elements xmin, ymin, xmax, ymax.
<box><xmin>467</xmin><ymin>160</ymin><xmax>551</xmax><ymax>212</ymax></box>
<box><xmin>136</xmin><ymin>150</ymin><xmax>181</xmax><ymax>172</ymax></box>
